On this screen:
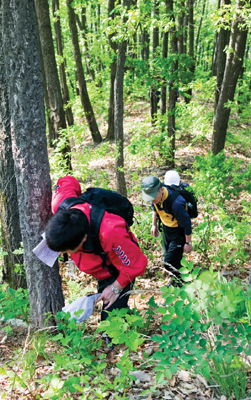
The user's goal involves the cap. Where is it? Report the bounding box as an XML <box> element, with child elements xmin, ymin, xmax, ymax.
<box><xmin>141</xmin><ymin>176</ymin><xmax>161</xmax><ymax>202</ymax></box>
<box><xmin>164</xmin><ymin>170</ymin><xmax>180</xmax><ymax>186</ymax></box>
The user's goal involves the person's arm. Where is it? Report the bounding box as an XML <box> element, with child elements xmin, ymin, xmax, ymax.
<box><xmin>151</xmin><ymin>211</ymin><xmax>158</xmax><ymax>237</ymax></box>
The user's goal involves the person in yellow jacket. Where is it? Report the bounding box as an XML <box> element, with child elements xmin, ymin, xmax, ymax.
<box><xmin>141</xmin><ymin>171</ymin><xmax>192</xmax><ymax>286</ymax></box>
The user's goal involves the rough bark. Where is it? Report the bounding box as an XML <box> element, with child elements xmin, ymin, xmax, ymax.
<box><xmin>67</xmin><ymin>0</ymin><xmax>102</xmax><ymax>145</ymax></box>
<box><xmin>114</xmin><ymin>0</ymin><xmax>130</xmax><ymax>196</ymax></box>
<box><xmin>52</xmin><ymin>0</ymin><xmax>74</xmax><ymax>127</ymax></box>
<box><xmin>2</xmin><ymin>0</ymin><xmax>64</xmax><ymax>326</ymax></box>
<box><xmin>211</xmin><ymin>0</ymin><xmax>248</xmax><ymax>155</ymax></box>
<box><xmin>184</xmin><ymin>0</ymin><xmax>194</xmax><ymax>103</ymax></box>
<box><xmin>214</xmin><ymin>0</ymin><xmax>231</xmax><ymax>110</ymax></box>
<box><xmin>211</xmin><ymin>0</ymin><xmax>221</xmax><ymax>76</ymax></box>
<box><xmin>0</xmin><ymin>3</ymin><xmax>25</xmax><ymax>289</ymax></box>
<box><xmin>177</xmin><ymin>0</ymin><xmax>185</xmax><ymax>56</ymax></box>
<box><xmin>106</xmin><ymin>0</ymin><xmax>118</xmax><ymax>141</ymax></box>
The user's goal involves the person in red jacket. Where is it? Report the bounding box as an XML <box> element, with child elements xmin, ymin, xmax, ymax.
<box><xmin>45</xmin><ymin>176</ymin><xmax>147</xmax><ymax>323</ymax></box>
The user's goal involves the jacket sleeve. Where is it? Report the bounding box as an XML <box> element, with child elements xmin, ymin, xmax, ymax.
<box><xmin>51</xmin><ymin>176</ymin><xmax>82</xmax><ymax>214</ymax></box>
<box><xmin>99</xmin><ymin>215</ymin><xmax>148</xmax><ymax>287</ymax></box>
<box><xmin>172</xmin><ymin>195</ymin><xmax>192</xmax><ymax>236</ymax></box>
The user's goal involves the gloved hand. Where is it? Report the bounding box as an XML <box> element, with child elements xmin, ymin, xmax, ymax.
<box><xmin>62</xmin><ymin>293</ymin><xmax>101</xmax><ymax>323</ymax></box>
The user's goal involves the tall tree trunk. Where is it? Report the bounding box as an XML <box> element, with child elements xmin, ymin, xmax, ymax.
<box><xmin>150</xmin><ymin>0</ymin><xmax>159</xmax><ymax>124</ymax></box>
<box><xmin>177</xmin><ymin>0</ymin><xmax>185</xmax><ymax>56</ymax></box>
<box><xmin>52</xmin><ymin>0</ymin><xmax>74</xmax><ymax>127</ymax></box>
<box><xmin>114</xmin><ymin>0</ymin><xmax>130</xmax><ymax>196</ymax></box>
<box><xmin>67</xmin><ymin>0</ymin><xmax>102</xmax><ymax>145</ymax></box>
<box><xmin>160</xmin><ymin>0</ymin><xmax>169</xmax><ymax>116</ymax></box>
<box><xmin>167</xmin><ymin>0</ymin><xmax>177</xmax><ymax>167</ymax></box>
<box><xmin>106</xmin><ymin>0</ymin><xmax>118</xmax><ymax>141</ymax></box>
<box><xmin>0</xmin><ymin>4</ymin><xmax>25</xmax><ymax>289</ymax></box>
<box><xmin>34</xmin><ymin>0</ymin><xmax>72</xmax><ymax>170</ymax></box>
<box><xmin>195</xmin><ymin>0</ymin><xmax>206</xmax><ymax>61</ymax></box>
<box><xmin>211</xmin><ymin>0</ymin><xmax>221</xmax><ymax>76</ymax></box>
<box><xmin>75</xmin><ymin>7</ymin><xmax>96</xmax><ymax>82</ymax></box>
<box><xmin>214</xmin><ymin>0</ymin><xmax>231</xmax><ymax>110</ymax></box>
<box><xmin>2</xmin><ymin>0</ymin><xmax>64</xmax><ymax>326</ymax></box>
<box><xmin>184</xmin><ymin>0</ymin><xmax>194</xmax><ymax>103</ymax></box>
<box><xmin>211</xmin><ymin>0</ymin><xmax>248</xmax><ymax>155</ymax></box>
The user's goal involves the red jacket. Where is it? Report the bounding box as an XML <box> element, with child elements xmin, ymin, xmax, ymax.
<box><xmin>52</xmin><ymin>176</ymin><xmax>147</xmax><ymax>287</ymax></box>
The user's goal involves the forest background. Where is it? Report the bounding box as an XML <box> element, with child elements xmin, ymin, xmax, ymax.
<box><xmin>0</xmin><ymin>0</ymin><xmax>251</xmax><ymax>398</ymax></box>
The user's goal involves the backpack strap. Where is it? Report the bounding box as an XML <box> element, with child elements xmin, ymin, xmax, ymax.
<box><xmin>165</xmin><ymin>188</ymin><xmax>181</xmax><ymax>215</ymax></box>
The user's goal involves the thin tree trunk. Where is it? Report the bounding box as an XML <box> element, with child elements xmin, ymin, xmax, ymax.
<box><xmin>166</xmin><ymin>0</ymin><xmax>177</xmax><ymax>167</ymax></box>
<box><xmin>150</xmin><ymin>0</ymin><xmax>159</xmax><ymax>124</ymax></box>
<box><xmin>178</xmin><ymin>0</ymin><xmax>185</xmax><ymax>55</ymax></box>
<box><xmin>211</xmin><ymin>0</ymin><xmax>221</xmax><ymax>76</ymax></box>
<box><xmin>52</xmin><ymin>0</ymin><xmax>74</xmax><ymax>127</ymax></box>
<box><xmin>106</xmin><ymin>0</ymin><xmax>118</xmax><ymax>141</ymax></box>
<box><xmin>211</xmin><ymin>0</ymin><xmax>248</xmax><ymax>155</ymax></box>
<box><xmin>195</xmin><ymin>0</ymin><xmax>206</xmax><ymax>61</ymax></box>
<box><xmin>35</xmin><ymin>0</ymin><xmax>72</xmax><ymax>170</ymax></box>
<box><xmin>114</xmin><ymin>0</ymin><xmax>130</xmax><ymax>196</ymax></box>
<box><xmin>67</xmin><ymin>0</ymin><xmax>102</xmax><ymax>145</ymax></box>
<box><xmin>75</xmin><ymin>7</ymin><xmax>96</xmax><ymax>82</ymax></box>
<box><xmin>184</xmin><ymin>0</ymin><xmax>194</xmax><ymax>103</ymax></box>
<box><xmin>2</xmin><ymin>0</ymin><xmax>64</xmax><ymax>326</ymax></box>
<box><xmin>160</xmin><ymin>27</ymin><xmax>168</xmax><ymax>115</ymax></box>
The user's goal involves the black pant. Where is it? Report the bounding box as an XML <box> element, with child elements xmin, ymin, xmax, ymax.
<box><xmin>97</xmin><ymin>276</ymin><xmax>134</xmax><ymax>321</ymax></box>
<box><xmin>163</xmin><ymin>234</ymin><xmax>185</xmax><ymax>279</ymax></box>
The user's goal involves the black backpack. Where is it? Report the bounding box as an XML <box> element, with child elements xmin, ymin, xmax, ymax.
<box><xmin>57</xmin><ymin>187</ymin><xmax>134</xmax><ymax>255</ymax></box>
<box><xmin>164</xmin><ymin>184</ymin><xmax>198</xmax><ymax>219</ymax></box>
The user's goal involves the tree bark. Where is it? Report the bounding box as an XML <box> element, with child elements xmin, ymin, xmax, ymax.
<box><xmin>214</xmin><ymin>0</ymin><xmax>231</xmax><ymax>110</ymax></box>
<box><xmin>52</xmin><ymin>0</ymin><xmax>74</xmax><ymax>127</ymax></box>
<box><xmin>195</xmin><ymin>0</ymin><xmax>206</xmax><ymax>61</ymax></box>
<box><xmin>114</xmin><ymin>0</ymin><xmax>130</xmax><ymax>196</ymax></box>
<box><xmin>184</xmin><ymin>0</ymin><xmax>194</xmax><ymax>103</ymax></box>
<box><xmin>67</xmin><ymin>0</ymin><xmax>102</xmax><ymax>145</ymax></box>
<box><xmin>0</xmin><ymin>3</ymin><xmax>25</xmax><ymax>289</ymax></box>
<box><xmin>2</xmin><ymin>0</ymin><xmax>64</xmax><ymax>326</ymax></box>
<box><xmin>106</xmin><ymin>0</ymin><xmax>118</xmax><ymax>141</ymax></box>
<box><xmin>211</xmin><ymin>0</ymin><xmax>248</xmax><ymax>155</ymax></box>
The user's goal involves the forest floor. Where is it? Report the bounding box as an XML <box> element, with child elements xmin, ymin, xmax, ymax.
<box><xmin>0</xmin><ymin>99</ymin><xmax>251</xmax><ymax>399</ymax></box>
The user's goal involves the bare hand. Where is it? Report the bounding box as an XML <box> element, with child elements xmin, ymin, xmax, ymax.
<box><xmin>184</xmin><ymin>243</ymin><xmax>193</xmax><ymax>254</ymax></box>
<box><xmin>151</xmin><ymin>225</ymin><xmax>158</xmax><ymax>237</ymax></box>
<box><xmin>98</xmin><ymin>285</ymin><xmax>120</xmax><ymax>309</ymax></box>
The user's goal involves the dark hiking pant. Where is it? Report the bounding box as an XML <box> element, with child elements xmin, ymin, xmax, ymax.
<box><xmin>163</xmin><ymin>235</ymin><xmax>185</xmax><ymax>280</ymax></box>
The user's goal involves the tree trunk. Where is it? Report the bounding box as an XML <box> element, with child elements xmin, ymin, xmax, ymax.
<box><xmin>67</xmin><ymin>0</ymin><xmax>102</xmax><ymax>145</ymax></box>
<box><xmin>52</xmin><ymin>0</ymin><xmax>74</xmax><ymax>127</ymax></box>
<box><xmin>177</xmin><ymin>0</ymin><xmax>185</xmax><ymax>56</ymax></box>
<box><xmin>195</xmin><ymin>0</ymin><xmax>206</xmax><ymax>61</ymax></box>
<box><xmin>184</xmin><ymin>0</ymin><xmax>194</xmax><ymax>103</ymax></box>
<box><xmin>0</xmin><ymin>4</ymin><xmax>25</xmax><ymax>289</ymax></box>
<box><xmin>166</xmin><ymin>0</ymin><xmax>177</xmax><ymax>167</ymax></box>
<box><xmin>214</xmin><ymin>0</ymin><xmax>231</xmax><ymax>110</ymax></box>
<box><xmin>150</xmin><ymin>0</ymin><xmax>159</xmax><ymax>124</ymax></box>
<box><xmin>211</xmin><ymin>0</ymin><xmax>248</xmax><ymax>155</ymax></box>
<box><xmin>35</xmin><ymin>0</ymin><xmax>72</xmax><ymax>170</ymax></box>
<box><xmin>114</xmin><ymin>0</ymin><xmax>130</xmax><ymax>196</ymax></box>
<box><xmin>2</xmin><ymin>0</ymin><xmax>64</xmax><ymax>326</ymax></box>
<box><xmin>106</xmin><ymin>0</ymin><xmax>118</xmax><ymax>141</ymax></box>
<box><xmin>75</xmin><ymin>7</ymin><xmax>96</xmax><ymax>82</ymax></box>
<box><xmin>160</xmin><ymin>27</ymin><xmax>168</xmax><ymax>116</ymax></box>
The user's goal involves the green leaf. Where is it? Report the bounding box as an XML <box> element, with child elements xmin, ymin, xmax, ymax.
<box><xmin>199</xmin><ymin>339</ymin><xmax>207</xmax><ymax>347</ymax></box>
<box><xmin>192</xmin><ymin>311</ymin><xmax>201</xmax><ymax>321</ymax></box>
<box><xmin>156</xmin><ymin>307</ymin><xmax>167</xmax><ymax>314</ymax></box>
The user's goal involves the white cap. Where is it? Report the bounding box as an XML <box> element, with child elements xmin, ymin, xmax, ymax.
<box><xmin>164</xmin><ymin>170</ymin><xmax>180</xmax><ymax>186</ymax></box>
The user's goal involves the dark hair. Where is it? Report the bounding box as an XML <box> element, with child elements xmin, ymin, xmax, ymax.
<box><xmin>45</xmin><ymin>209</ymin><xmax>88</xmax><ymax>252</ymax></box>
